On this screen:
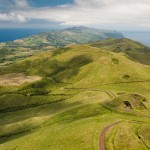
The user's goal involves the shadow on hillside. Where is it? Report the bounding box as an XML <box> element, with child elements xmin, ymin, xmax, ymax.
<box><xmin>0</xmin><ymin>100</ymin><xmax>82</xmax><ymax>126</ymax></box>
<box><xmin>50</xmin><ymin>55</ymin><xmax>92</xmax><ymax>82</ymax></box>
<box><xmin>0</xmin><ymin>100</ymin><xmax>82</xmax><ymax>144</ymax></box>
<box><xmin>0</xmin><ymin>129</ymin><xmax>32</xmax><ymax>145</ymax></box>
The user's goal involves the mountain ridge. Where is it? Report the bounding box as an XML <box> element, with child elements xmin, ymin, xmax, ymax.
<box><xmin>0</xmin><ymin>32</ymin><xmax>150</xmax><ymax>149</ymax></box>
<box><xmin>90</xmin><ymin>38</ymin><xmax>150</xmax><ymax>65</ymax></box>
<box><xmin>0</xmin><ymin>26</ymin><xmax>123</xmax><ymax>66</ymax></box>
<box><xmin>2</xmin><ymin>26</ymin><xmax>124</xmax><ymax>47</ymax></box>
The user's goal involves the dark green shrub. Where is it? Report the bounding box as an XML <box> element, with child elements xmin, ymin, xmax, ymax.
<box><xmin>123</xmin><ymin>74</ymin><xmax>130</xmax><ymax>80</ymax></box>
<box><xmin>112</xmin><ymin>58</ymin><xmax>119</xmax><ymax>64</ymax></box>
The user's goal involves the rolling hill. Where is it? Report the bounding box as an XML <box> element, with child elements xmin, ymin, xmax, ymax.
<box><xmin>4</xmin><ymin>26</ymin><xmax>124</xmax><ymax>47</ymax></box>
<box><xmin>0</xmin><ymin>26</ymin><xmax>123</xmax><ymax>66</ymax></box>
<box><xmin>0</xmin><ymin>42</ymin><xmax>150</xmax><ymax>149</ymax></box>
<box><xmin>90</xmin><ymin>38</ymin><xmax>150</xmax><ymax>65</ymax></box>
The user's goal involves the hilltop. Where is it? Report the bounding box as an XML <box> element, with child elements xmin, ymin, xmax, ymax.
<box><xmin>90</xmin><ymin>38</ymin><xmax>150</xmax><ymax>65</ymax></box>
<box><xmin>2</xmin><ymin>44</ymin><xmax>150</xmax><ymax>84</ymax></box>
<box><xmin>0</xmin><ymin>43</ymin><xmax>150</xmax><ymax>149</ymax></box>
<box><xmin>0</xmin><ymin>26</ymin><xmax>123</xmax><ymax>66</ymax></box>
<box><xmin>0</xmin><ymin>32</ymin><xmax>150</xmax><ymax>150</ymax></box>
<box><xmin>4</xmin><ymin>26</ymin><xmax>124</xmax><ymax>47</ymax></box>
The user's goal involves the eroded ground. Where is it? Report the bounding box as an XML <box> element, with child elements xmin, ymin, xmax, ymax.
<box><xmin>0</xmin><ymin>73</ymin><xmax>41</xmax><ymax>86</ymax></box>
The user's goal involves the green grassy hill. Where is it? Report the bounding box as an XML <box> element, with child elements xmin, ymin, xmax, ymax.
<box><xmin>106</xmin><ymin>94</ymin><xmax>149</xmax><ymax>113</ymax></box>
<box><xmin>0</xmin><ymin>26</ymin><xmax>123</xmax><ymax>66</ymax></box>
<box><xmin>6</xmin><ymin>26</ymin><xmax>124</xmax><ymax>47</ymax></box>
<box><xmin>90</xmin><ymin>38</ymin><xmax>150</xmax><ymax>65</ymax></box>
<box><xmin>2</xmin><ymin>44</ymin><xmax>150</xmax><ymax>86</ymax></box>
<box><xmin>0</xmin><ymin>43</ymin><xmax>149</xmax><ymax>150</ymax></box>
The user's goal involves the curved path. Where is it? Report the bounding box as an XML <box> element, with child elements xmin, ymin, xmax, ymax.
<box><xmin>99</xmin><ymin>122</ymin><xmax>121</xmax><ymax>150</ymax></box>
<box><xmin>98</xmin><ymin>110</ymin><xmax>150</xmax><ymax>150</ymax></box>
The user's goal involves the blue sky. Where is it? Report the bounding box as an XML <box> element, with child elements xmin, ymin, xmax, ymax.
<box><xmin>29</xmin><ymin>0</ymin><xmax>73</xmax><ymax>7</ymax></box>
<box><xmin>0</xmin><ymin>0</ymin><xmax>150</xmax><ymax>31</ymax></box>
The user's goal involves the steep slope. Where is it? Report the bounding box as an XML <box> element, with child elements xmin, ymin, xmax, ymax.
<box><xmin>107</xmin><ymin>94</ymin><xmax>149</xmax><ymax>111</ymax></box>
<box><xmin>90</xmin><ymin>38</ymin><xmax>150</xmax><ymax>65</ymax></box>
<box><xmin>0</xmin><ymin>44</ymin><xmax>150</xmax><ymax>150</ymax></box>
<box><xmin>0</xmin><ymin>27</ymin><xmax>123</xmax><ymax>66</ymax></box>
<box><xmin>1</xmin><ymin>44</ymin><xmax>150</xmax><ymax>88</ymax></box>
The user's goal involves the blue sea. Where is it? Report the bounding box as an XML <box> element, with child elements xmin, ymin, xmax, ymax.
<box><xmin>122</xmin><ymin>31</ymin><xmax>150</xmax><ymax>47</ymax></box>
<box><xmin>0</xmin><ymin>29</ymin><xmax>150</xmax><ymax>47</ymax></box>
<box><xmin>0</xmin><ymin>29</ymin><xmax>52</xmax><ymax>42</ymax></box>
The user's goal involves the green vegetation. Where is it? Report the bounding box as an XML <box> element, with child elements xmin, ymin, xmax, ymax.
<box><xmin>105</xmin><ymin>122</ymin><xmax>150</xmax><ymax>150</ymax></box>
<box><xmin>108</xmin><ymin>94</ymin><xmax>148</xmax><ymax>109</ymax></box>
<box><xmin>6</xmin><ymin>26</ymin><xmax>123</xmax><ymax>47</ymax></box>
<box><xmin>90</xmin><ymin>38</ymin><xmax>150</xmax><ymax>65</ymax></box>
<box><xmin>0</xmin><ymin>26</ymin><xmax>123</xmax><ymax>66</ymax></box>
<box><xmin>0</xmin><ymin>38</ymin><xmax>149</xmax><ymax>150</ymax></box>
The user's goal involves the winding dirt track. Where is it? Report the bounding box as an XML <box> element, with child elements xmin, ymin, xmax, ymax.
<box><xmin>99</xmin><ymin>122</ymin><xmax>121</xmax><ymax>150</ymax></box>
<box><xmin>98</xmin><ymin>103</ymin><xmax>150</xmax><ymax>150</ymax></box>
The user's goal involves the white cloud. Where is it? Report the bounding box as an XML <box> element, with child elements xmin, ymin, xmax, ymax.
<box><xmin>0</xmin><ymin>12</ymin><xmax>27</xmax><ymax>22</ymax></box>
<box><xmin>0</xmin><ymin>0</ymin><xmax>28</xmax><ymax>23</ymax></box>
<box><xmin>14</xmin><ymin>0</ymin><xmax>29</xmax><ymax>8</ymax></box>
<box><xmin>0</xmin><ymin>0</ymin><xmax>150</xmax><ymax>29</ymax></box>
<box><xmin>0</xmin><ymin>0</ymin><xmax>29</xmax><ymax>9</ymax></box>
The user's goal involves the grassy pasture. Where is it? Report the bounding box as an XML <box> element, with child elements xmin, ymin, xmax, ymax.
<box><xmin>0</xmin><ymin>43</ymin><xmax>149</xmax><ymax>149</ymax></box>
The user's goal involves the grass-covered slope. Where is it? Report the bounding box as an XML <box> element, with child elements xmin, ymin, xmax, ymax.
<box><xmin>0</xmin><ymin>26</ymin><xmax>123</xmax><ymax>66</ymax></box>
<box><xmin>6</xmin><ymin>26</ymin><xmax>124</xmax><ymax>47</ymax></box>
<box><xmin>2</xmin><ymin>44</ymin><xmax>150</xmax><ymax>88</ymax></box>
<box><xmin>105</xmin><ymin>122</ymin><xmax>150</xmax><ymax>150</ymax></box>
<box><xmin>90</xmin><ymin>38</ymin><xmax>150</xmax><ymax>65</ymax></box>
<box><xmin>0</xmin><ymin>43</ymin><xmax>149</xmax><ymax>150</ymax></box>
<box><xmin>106</xmin><ymin>94</ymin><xmax>149</xmax><ymax>113</ymax></box>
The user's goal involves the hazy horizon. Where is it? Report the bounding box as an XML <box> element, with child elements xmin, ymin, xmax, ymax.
<box><xmin>0</xmin><ymin>0</ymin><xmax>150</xmax><ymax>31</ymax></box>
<box><xmin>0</xmin><ymin>27</ymin><xmax>150</xmax><ymax>47</ymax></box>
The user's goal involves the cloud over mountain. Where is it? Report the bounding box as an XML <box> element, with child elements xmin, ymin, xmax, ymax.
<box><xmin>0</xmin><ymin>0</ymin><xmax>150</xmax><ymax>28</ymax></box>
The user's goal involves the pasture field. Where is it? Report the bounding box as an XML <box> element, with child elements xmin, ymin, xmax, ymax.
<box><xmin>0</xmin><ymin>41</ymin><xmax>149</xmax><ymax>150</ymax></box>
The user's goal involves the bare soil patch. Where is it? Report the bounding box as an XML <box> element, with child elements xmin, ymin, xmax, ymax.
<box><xmin>0</xmin><ymin>73</ymin><xmax>41</xmax><ymax>86</ymax></box>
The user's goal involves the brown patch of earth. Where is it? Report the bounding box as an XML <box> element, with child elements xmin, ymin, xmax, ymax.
<box><xmin>0</xmin><ymin>73</ymin><xmax>41</xmax><ymax>86</ymax></box>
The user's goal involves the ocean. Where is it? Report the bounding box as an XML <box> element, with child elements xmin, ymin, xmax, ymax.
<box><xmin>122</xmin><ymin>31</ymin><xmax>150</xmax><ymax>47</ymax></box>
<box><xmin>0</xmin><ymin>28</ymin><xmax>52</xmax><ymax>42</ymax></box>
<box><xmin>0</xmin><ymin>29</ymin><xmax>150</xmax><ymax>47</ymax></box>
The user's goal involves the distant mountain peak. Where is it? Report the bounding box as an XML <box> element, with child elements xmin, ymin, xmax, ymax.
<box><xmin>64</xmin><ymin>26</ymin><xmax>123</xmax><ymax>34</ymax></box>
<box><xmin>1</xmin><ymin>26</ymin><xmax>124</xmax><ymax>49</ymax></box>
<box><xmin>64</xmin><ymin>26</ymin><xmax>91</xmax><ymax>31</ymax></box>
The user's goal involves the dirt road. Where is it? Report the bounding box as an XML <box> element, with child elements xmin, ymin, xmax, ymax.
<box><xmin>99</xmin><ymin>122</ymin><xmax>121</xmax><ymax>150</ymax></box>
